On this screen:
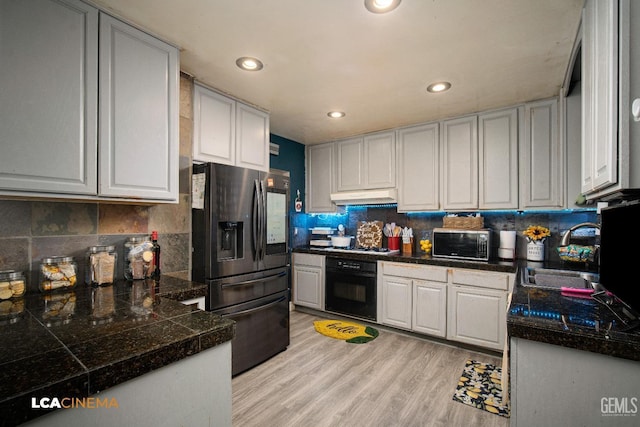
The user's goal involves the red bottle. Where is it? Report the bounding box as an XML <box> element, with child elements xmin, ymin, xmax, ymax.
<box><xmin>151</xmin><ymin>231</ymin><xmax>161</xmax><ymax>279</ymax></box>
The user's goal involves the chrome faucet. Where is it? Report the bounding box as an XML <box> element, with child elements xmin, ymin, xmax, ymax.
<box><xmin>560</xmin><ymin>222</ymin><xmax>600</xmax><ymax>246</ymax></box>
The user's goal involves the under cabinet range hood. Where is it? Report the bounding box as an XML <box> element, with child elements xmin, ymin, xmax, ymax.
<box><xmin>330</xmin><ymin>189</ymin><xmax>397</xmax><ymax>205</ymax></box>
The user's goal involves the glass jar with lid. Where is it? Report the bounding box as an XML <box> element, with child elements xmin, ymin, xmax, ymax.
<box><xmin>124</xmin><ymin>236</ymin><xmax>154</xmax><ymax>280</ymax></box>
<box><xmin>0</xmin><ymin>270</ymin><xmax>26</xmax><ymax>299</ymax></box>
<box><xmin>86</xmin><ymin>245</ymin><xmax>117</xmax><ymax>286</ymax></box>
<box><xmin>39</xmin><ymin>256</ymin><xmax>78</xmax><ymax>292</ymax></box>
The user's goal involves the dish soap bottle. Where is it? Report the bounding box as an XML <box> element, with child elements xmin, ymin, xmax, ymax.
<box><xmin>151</xmin><ymin>231</ymin><xmax>161</xmax><ymax>279</ymax></box>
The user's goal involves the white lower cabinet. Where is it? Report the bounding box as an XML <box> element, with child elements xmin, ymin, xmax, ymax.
<box><xmin>413</xmin><ymin>280</ymin><xmax>447</xmax><ymax>337</ymax></box>
<box><xmin>446</xmin><ymin>268</ymin><xmax>513</xmax><ymax>351</ymax></box>
<box><xmin>379</xmin><ymin>261</ymin><xmax>448</xmax><ymax>337</ymax></box>
<box><xmin>381</xmin><ymin>275</ymin><xmax>413</xmax><ymax>329</ymax></box>
<box><xmin>292</xmin><ymin>253</ymin><xmax>325</xmax><ymax>310</ymax></box>
<box><xmin>180</xmin><ymin>296</ymin><xmax>206</xmax><ymax>311</ymax></box>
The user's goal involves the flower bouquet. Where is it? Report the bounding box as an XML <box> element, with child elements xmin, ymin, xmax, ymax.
<box><xmin>523</xmin><ymin>225</ymin><xmax>550</xmax><ymax>261</ymax></box>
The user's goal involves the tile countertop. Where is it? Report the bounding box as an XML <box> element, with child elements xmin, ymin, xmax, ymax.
<box><xmin>508</xmin><ymin>279</ymin><xmax>640</xmax><ymax>362</ymax></box>
<box><xmin>0</xmin><ymin>276</ymin><xmax>234</xmax><ymax>426</ymax></box>
<box><xmin>294</xmin><ymin>247</ymin><xmax>640</xmax><ymax>361</ymax></box>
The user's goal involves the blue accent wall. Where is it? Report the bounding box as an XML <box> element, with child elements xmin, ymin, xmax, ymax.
<box><xmin>270</xmin><ymin>134</ymin><xmax>305</xmax><ymax>211</ymax></box>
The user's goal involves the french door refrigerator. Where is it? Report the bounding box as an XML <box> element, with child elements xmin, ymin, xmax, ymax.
<box><xmin>192</xmin><ymin>163</ymin><xmax>290</xmax><ymax>376</ymax></box>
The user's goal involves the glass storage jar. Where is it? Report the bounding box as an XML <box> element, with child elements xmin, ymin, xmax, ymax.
<box><xmin>39</xmin><ymin>256</ymin><xmax>78</xmax><ymax>292</ymax></box>
<box><xmin>0</xmin><ymin>270</ymin><xmax>26</xmax><ymax>299</ymax></box>
<box><xmin>86</xmin><ymin>245</ymin><xmax>117</xmax><ymax>286</ymax></box>
<box><xmin>124</xmin><ymin>236</ymin><xmax>154</xmax><ymax>280</ymax></box>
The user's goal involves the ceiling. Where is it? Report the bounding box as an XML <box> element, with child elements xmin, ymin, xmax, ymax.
<box><xmin>92</xmin><ymin>0</ymin><xmax>584</xmax><ymax>145</ymax></box>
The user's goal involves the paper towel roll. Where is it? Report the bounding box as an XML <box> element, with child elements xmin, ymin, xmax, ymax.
<box><xmin>500</xmin><ymin>230</ymin><xmax>516</xmax><ymax>249</ymax></box>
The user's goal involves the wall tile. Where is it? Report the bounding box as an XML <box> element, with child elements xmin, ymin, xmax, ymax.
<box><xmin>148</xmin><ymin>194</ymin><xmax>190</xmax><ymax>234</ymax></box>
<box><xmin>31</xmin><ymin>202</ymin><xmax>97</xmax><ymax>236</ymax></box>
<box><xmin>180</xmin><ymin>73</ymin><xmax>193</xmax><ymax>120</ymax></box>
<box><xmin>0</xmin><ymin>200</ymin><xmax>31</xmax><ymax>237</ymax></box>
<box><xmin>180</xmin><ymin>116</ymin><xmax>193</xmax><ymax>158</ymax></box>
<box><xmin>179</xmin><ymin>155</ymin><xmax>191</xmax><ymax>195</ymax></box>
<box><xmin>98</xmin><ymin>205</ymin><xmax>149</xmax><ymax>234</ymax></box>
<box><xmin>0</xmin><ymin>237</ymin><xmax>30</xmax><ymax>276</ymax></box>
<box><xmin>157</xmin><ymin>233</ymin><xmax>190</xmax><ymax>274</ymax></box>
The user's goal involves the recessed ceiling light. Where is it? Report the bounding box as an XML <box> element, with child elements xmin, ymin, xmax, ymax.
<box><xmin>236</xmin><ymin>57</ymin><xmax>263</xmax><ymax>71</ymax></box>
<box><xmin>364</xmin><ymin>0</ymin><xmax>401</xmax><ymax>14</ymax></box>
<box><xmin>427</xmin><ymin>81</ymin><xmax>452</xmax><ymax>93</ymax></box>
<box><xmin>327</xmin><ymin>111</ymin><xmax>346</xmax><ymax>118</ymax></box>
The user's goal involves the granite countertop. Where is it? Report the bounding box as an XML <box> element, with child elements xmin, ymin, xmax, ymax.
<box><xmin>0</xmin><ymin>276</ymin><xmax>234</xmax><ymax>426</ymax></box>
<box><xmin>293</xmin><ymin>247</ymin><xmax>519</xmax><ymax>274</ymax></box>
<box><xmin>507</xmin><ymin>271</ymin><xmax>640</xmax><ymax>362</ymax></box>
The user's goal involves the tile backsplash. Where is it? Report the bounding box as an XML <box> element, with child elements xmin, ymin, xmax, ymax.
<box><xmin>292</xmin><ymin>206</ymin><xmax>598</xmax><ymax>262</ymax></box>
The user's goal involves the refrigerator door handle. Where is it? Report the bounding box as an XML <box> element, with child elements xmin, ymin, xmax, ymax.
<box><xmin>253</xmin><ymin>179</ymin><xmax>260</xmax><ymax>261</ymax></box>
<box><xmin>260</xmin><ymin>179</ymin><xmax>267</xmax><ymax>261</ymax></box>
<box><xmin>223</xmin><ymin>294</ymin><xmax>287</xmax><ymax>317</ymax></box>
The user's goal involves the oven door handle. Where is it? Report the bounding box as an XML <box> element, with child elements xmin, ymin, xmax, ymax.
<box><xmin>220</xmin><ymin>270</ymin><xmax>287</xmax><ymax>289</ymax></box>
<box><xmin>225</xmin><ymin>295</ymin><xmax>287</xmax><ymax>317</ymax></box>
<box><xmin>325</xmin><ymin>270</ymin><xmax>376</xmax><ymax>278</ymax></box>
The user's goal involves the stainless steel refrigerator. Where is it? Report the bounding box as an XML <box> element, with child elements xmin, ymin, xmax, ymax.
<box><xmin>192</xmin><ymin>163</ymin><xmax>290</xmax><ymax>376</ymax></box>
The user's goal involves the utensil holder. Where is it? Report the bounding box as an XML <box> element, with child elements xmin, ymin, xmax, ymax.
<box><xmin>388</xmin><ymin>236</ymin><xmax>400</xmax><ymax>251</ymax></box>
<box><xmin>402</xmin><ymin>238</ymin><xmax>413</xmax><ymax>255</ymax></box>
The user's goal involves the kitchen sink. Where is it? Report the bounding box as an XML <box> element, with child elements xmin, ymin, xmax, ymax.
<box><xmin>521</xmin><ymin>267</ymin><xmax>599</xmax><ymax>290</ymax></box>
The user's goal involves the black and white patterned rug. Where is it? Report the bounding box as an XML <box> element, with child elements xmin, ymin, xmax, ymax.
<box><xmin>452</xmin><ymin>359</ymin><xmax>510</xmax><ymax>417</ymax></box>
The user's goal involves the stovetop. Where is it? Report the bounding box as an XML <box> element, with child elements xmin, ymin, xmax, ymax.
<box><xmin>310</xmin><ymin>247</ymin><xmax>400</xmax><ymax>255</ymax></box>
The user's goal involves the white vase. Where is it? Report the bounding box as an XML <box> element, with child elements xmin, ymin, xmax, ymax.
<box><xmin>527</xmin><ymin>241</ymin><xmax>545</xmax><ymax>261</ymax></box>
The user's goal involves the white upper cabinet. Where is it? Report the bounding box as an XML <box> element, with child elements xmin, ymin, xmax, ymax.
<box><xmin>520</xmin><ymin>98</ymin><xmax>563</xmax><ymax>209</ymax></box>
<box><xmin>336</xmin><ymin>131</ymin><xmax>395</xmax><ymax>192</ymax></box>
<box><xmin>581</xmin><ymin>0</ymin><xmax>618</xmax><ymax>194</ymax></box>
<box><xmin>364</xmin><ymin>131</ymin><xmax>396</xmax><ymax>189</ymax></box>
<box><xmin>479</xmin><ymin>108</ymin><xmax>519</xmax><ymax>209</ymax></box>
<box><xmin>99</xmin><ymin>13</ymin><xmax>179</xmax><ymax>200</ymax></box>
<box><xmin>306</xmin><ymin>143</ymin><xmax>336</xmax><ymax>213</ymax></box>
<box><xmin>236</xmin><ymin>103</ymin><xmax>270</xmax><ymax>171</ymax></box>
<box><xmin>193</xmin><ymin>82</ymin><xmax>270</xmax><ymax>172</ymax></box>
<box><xmin>193</xmin><ymin>86</ymin><xmax>236</xmax><ymax>166</ymax></box>
<box><xmin>0</xmin><ymin>0</ymin><xmax>179</xmax><ymax>202</ymax></box>
<box><xmin>397</xmin><ymin>123</ymin><xmax>440</xmax><ymax>212</ymax></box>
<box><xmin>0</xmin><ymin>0</ymin><xmax>98</xmax><ymax>195</ymax></box>
<box><xmin>336</xmin><ymin>137</ymin><xmax>364</xmax><ymax>191</ymax></box>
<box><xmin>442</xmin><ymin>116</ymin><xmax>478</xmax><ymax>210</ymax></box>
<box><xmin>580</xmin><ymin>0</ymin><xmax>640</xmax><ymax>200</ymax></box>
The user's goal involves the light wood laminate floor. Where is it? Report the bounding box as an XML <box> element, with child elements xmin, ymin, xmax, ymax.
<box><xmin>232</xmin><ymin>310</ymin><xmax>509</xmax><ymax>427</ymax></box>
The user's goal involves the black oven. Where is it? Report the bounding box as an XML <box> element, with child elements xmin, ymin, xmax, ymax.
<box><xmin>325</xmin><ymin>257</ymin><xmax>377</xmax><ymax>321</ymax></box>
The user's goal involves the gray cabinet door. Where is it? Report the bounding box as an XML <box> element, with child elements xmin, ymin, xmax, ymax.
<box><xmin>442</xmin><ymin>115</ymin><xmax>478</xmax><ymax>210</ymax></box>
<box><xmin>99</xmin><ymin>13</ymin><xmax>179</xmax><ymax>200</ymax></box>
<box><xmin>0</xmin><ymin>0</ymin><xmax>98</xmax><ymax>194</ymax></box>
<box><xmin>397</xmin><ymin>123</ymin><xmax>440</xmax><ymax>212</ymax></box>
<box><xmin>193</xmin><ymin>84</ymin><xmax>236</xmax><ymax>165</ymax></box>
<box><xmin>479</xmin><ymin>108</ymin><xmax>519</xmax><ymax>209</ymax></box>
<box><xmin>306</xmin><ymin>143</ymin><xmax>336</xmax><ymax>213</ymax></box>
<box><xmin>236</xmin><ymin>102</ymin><xmax>270</xmax><ymax>172</ymax></box>
<box><xmin>520</xmin><ymin>99</ymin><xmax>562</xmax><ymax>208</ymax></box>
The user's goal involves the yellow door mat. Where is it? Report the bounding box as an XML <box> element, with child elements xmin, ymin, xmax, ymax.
<box><xmin>313</xmin><ymin>319</ymin><xmax>379</xmax><ymax>344</ymax></box>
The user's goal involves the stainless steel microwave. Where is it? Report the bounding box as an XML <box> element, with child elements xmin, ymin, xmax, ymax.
<box><xmin>432</xmin><ymin>228</ymin><xmax>491</xmax><ymax>261</ymax></box>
